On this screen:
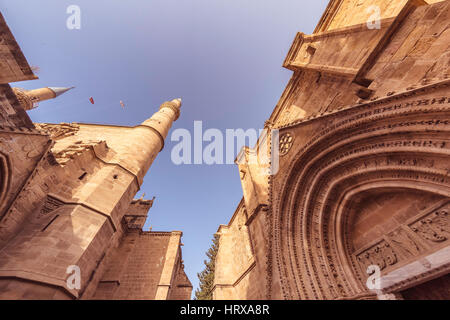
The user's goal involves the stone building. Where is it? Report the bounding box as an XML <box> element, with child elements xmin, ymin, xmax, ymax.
<box><xmin>0</xmin><ymin>12</ymin><xmax>192</xmax><ymax>299</ymax></box>
<box><xmin>213</xmin><ymin>0</ymin><xmax>450</xmax><ymax>300</ymax></box>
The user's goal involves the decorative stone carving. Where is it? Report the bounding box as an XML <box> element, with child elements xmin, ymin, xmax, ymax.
<box><xmin>279</xmin><ymin>133</ymin><xmax>294</xmax><ymax>156</ymax></box>
<box><xmin>12</xmin><ymin>88</ymin><xmax>34</xmax><ymax>110</ymax></box>
<box><xmin>269</xmin><ymin>82</ymin><xmax>450</xmax><ymax>300</ymax></box>
<box><xmin>345</xmin><ymin>202</ymin><xmax>450</xmax><ymax>292</ymax></box>
<box><xmin>34</xmin><ymin>123</ymin><xmax>80</xmax><ymax>140</ymax></box>
<box><xmin>356</xmin><ymin>241</ymin><xmax>398</xmax><ymax>274</ymax></box>
<box><xmin>387</xmin><ymin>227</ymin><xmax>422</xmax><ymax>259</ymax></box>
<box><xmin>410</xmin><ymin>209</ymin><xmax>449</xmax><ymax>243</ymax></box>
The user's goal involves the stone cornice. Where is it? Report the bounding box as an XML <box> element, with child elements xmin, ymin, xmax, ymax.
<box><xmin>213</xmin><ymin>260</ymin><xmax>256</xmax><ymax>291</ymax></box>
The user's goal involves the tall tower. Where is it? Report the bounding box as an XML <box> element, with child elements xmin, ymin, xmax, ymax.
<box><xmin>12</xmin><ymin>86</ymin><xmax>74</xmax><ymax>110</ymax></box>
<box><xmin>0</xmin><ymin>7</ymin><xmax>191</xmax><ymax>300</ymax></box>
<box><xmin>112</xmin><ymin>98</ymin><xmax>183</xmax><ymax>186</ymax></box>
<box><xmin>0</xmin><ymin>97</ymin><xmax>186</xmax><ymax>299</ymax></box>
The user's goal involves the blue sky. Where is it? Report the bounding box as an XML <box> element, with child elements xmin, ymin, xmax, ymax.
<box><xmin>0</xmin><ymin>0</ymin><xmax>328</xmax><ymax>295</ymax></box>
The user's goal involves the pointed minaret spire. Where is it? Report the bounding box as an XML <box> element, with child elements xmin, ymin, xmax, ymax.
<box><xmin>12</xmin><ymin>86</ymin><xmax>74</xmax><ymax>111</ymax></box>
<box><xmin>119</xmin><ymin>98</ymin><xmax>182</xmax><ymax>186</ymax></box>
<box><xmin>48</xmin><ymin>87</ymin><xmax>75</xmax><ymax>97</ymax></box>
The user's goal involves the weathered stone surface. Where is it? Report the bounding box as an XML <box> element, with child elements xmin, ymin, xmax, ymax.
<box><xmin>91</xmin><ymin>231</ymin><xmax>191</xmax><ymax>300</ymax></box>
<box><xmin>214</xmin><ymin>0</ymin><xmax>450</xmax><ymax>300</ymax></box>
<box><xmin>0</xmin><ymin>15</ymin><xmax>191</xmax><ymax>300</ymax></box>
<box><xmin>0</xmin><ymin>13</ymin><xmax>36</xmax><ymax>84</ymax></box>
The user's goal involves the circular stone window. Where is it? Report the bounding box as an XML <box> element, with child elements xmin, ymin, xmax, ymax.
<box><xmin>279</xmin><ymin>133</ymin><xmax>294</xmax><ymax>156</ymax></box>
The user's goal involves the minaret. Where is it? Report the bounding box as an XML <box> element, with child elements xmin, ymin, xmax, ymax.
<box><xmin>0</xmin><ymin>98</ymin><xmax>184</xmax><ymax>300</ymax></box>
<box><xmin>12</xmin><ymin>86</ymin><xmax>74</xmax><ymax>110</ymax></box>
<box><xmin>142</xmin><ymin>98</ymin><xmax>182</xmax><ymax>144</ymax></box>
<box><xmin>117</xmin><ymin>98</ymin><xmax>183</xmax><ymax>186</ymax></box>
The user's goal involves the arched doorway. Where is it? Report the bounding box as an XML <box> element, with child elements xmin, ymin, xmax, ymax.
<box><xmin>269</xmin><ymin>99</ymin><xmax>450</xmax><ymax>300</ymax></box>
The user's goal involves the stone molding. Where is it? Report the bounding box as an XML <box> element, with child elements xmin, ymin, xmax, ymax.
<box><xmin>0</xmin><ymin>152</ymin><xmax>10</xmax><ymax>218</ymax></box>
<box><xmin>268</xmin><ymin>81</ymin><xmax>450</xmax><ymax>299</ymax></box>
<box><xmin>213</xmin><ymin>260</ymin><xmax>257</xmax><ymax>291</ymax></box>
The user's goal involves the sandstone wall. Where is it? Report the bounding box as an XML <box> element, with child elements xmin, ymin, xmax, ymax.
<box><xmin>93</xmin><ymin>231</ymin><xmax>171</xmax><ymax>299</ymax></box>
<box><xmin>213</xmin><ymin>200</ymin><xmax>269</xmax><ymax>299</ymax></box>
<box><xmin>215</xmin><ymin>0</ymin><xmax>450</xmax><ymax>300</ymax></box>
<box><xmin>0</xmin><ymin>8</ymin><xmax>190</xmax><ymax>301</ymax></box>
<box><xmin>317</xmin><ymin>0</ymin><xmax>444</xmax><ymax>33</ymax></box>
<box><xmin>274</xmin><ymin>0</ymin><xmax>450</xmax><ymax>127</ymax></box>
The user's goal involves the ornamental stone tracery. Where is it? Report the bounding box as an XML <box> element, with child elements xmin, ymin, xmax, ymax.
<box><xmin>279</xmin><ymin>133</ymin><xmax>294</xmax><ymax>156</ymax></box>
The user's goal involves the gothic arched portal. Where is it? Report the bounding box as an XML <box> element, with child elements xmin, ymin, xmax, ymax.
<box><xmin>269</xmin><ymin>88</ymin><xmax>450</xmax><ymax>300</ymax></box>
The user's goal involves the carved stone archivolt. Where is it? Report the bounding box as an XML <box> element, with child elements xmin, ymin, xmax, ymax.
<box><xmin>268</xmin><ymin>84</ymin><xmax>450</xmax><ymax>300</ymax></box>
